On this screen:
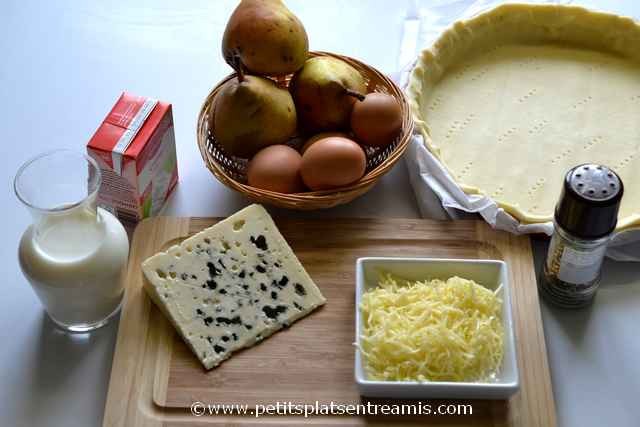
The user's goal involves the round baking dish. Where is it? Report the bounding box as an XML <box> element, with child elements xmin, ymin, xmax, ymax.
<box><xmin>407</xmin><ymin>3</ymin><xmax>640</xmax><ymax>231</ymax></box>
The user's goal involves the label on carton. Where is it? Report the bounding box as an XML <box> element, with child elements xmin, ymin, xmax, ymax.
<box><xmin>87</xmin><ymin>92</ymin><xmax>178</xmax><ymax>223</ymax></box>
<box><xmin>111</xmin><ymin>98</ymin><xmax>158</xmax><ymax>175</ymax></box>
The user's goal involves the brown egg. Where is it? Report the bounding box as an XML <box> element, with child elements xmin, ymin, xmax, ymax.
<box><xmin>350</xmin><ymin>92</ymin><xmax>402</xmax><ymax>147</ymax></box>
<box><xmin>301</xmin><ymin>132</ymin><xmax>348</xmax><ymax>154</ymax></box>
<box><xmin>247</xmin><ymin>145</ymin><xmax>305</xmax><ymax>193</ymax></box>
<box><xmin>301</xmin><ymin>136</ymin><xmax>366</xmax><ymax>190</ymax></box>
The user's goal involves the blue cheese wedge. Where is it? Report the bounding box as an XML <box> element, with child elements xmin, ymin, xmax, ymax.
<box><xmin>141</xmin><ymin>204</ymin><xmax>326</xmax><ymax>369</ymax></box>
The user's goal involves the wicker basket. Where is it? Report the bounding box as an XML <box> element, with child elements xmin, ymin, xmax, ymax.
<box><xmin>197</xmin><ymin>51</ymin><xmax>414</xmax><ymax>210</ymax></box>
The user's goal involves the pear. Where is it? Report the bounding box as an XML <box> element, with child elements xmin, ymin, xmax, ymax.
<box><xmin>212</xmin><ymin>74</ymin><xmax>297</xmax><ymax>158</ymax></box>
<box><xmin>222</xmin><ymin>0</ymin><xmax>308</xmax><ymax>76</ymax></box>
<box><xmin>290</xmin><ymin>57</ymin><xmax>367</xmax><ymax>133</ymax></box>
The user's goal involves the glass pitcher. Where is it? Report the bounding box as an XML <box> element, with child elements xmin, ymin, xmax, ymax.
<box><xmin>14</xmin><ymin>149</ymin><xmax>129</xmax><ymax>332</ymax></box>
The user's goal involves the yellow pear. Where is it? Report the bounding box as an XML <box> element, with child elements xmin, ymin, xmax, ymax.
<box><xmin>290</xmin><ymin>57</ymin><xmax>367</xmax><ymax>133</ymax></box>
<box><xmin>222</xmin><ymin>0</ymin><xmax>308</xmax><ymax>76</ymax></box>
<box><xmin>212</xmin><ymin>75</ymin><xmax>297</xmax><ymax>158</ymax></box>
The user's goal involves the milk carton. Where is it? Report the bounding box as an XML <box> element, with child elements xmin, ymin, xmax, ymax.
<box><xmin>87</xmin><ymin>92</ymin><xmax>178</xmax><ymax>223</ymax></box>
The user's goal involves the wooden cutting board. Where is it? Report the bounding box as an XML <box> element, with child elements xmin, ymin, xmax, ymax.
<box><xmin>103</xmin><ymin>217</ymin><xmax>556</xmax><ymax>427</ymax></box>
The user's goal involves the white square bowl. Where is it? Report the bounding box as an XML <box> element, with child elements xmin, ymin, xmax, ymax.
<box><xmin>355</xmin><ymin>257</ymin><xmax>519</xmax><ymax>400</ymax></box>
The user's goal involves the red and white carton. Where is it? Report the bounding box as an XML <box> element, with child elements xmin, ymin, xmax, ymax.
<box><xmin>87</xmin><ymin>92</ymin><xmax>178</xmax><ymax>223</ymax></box>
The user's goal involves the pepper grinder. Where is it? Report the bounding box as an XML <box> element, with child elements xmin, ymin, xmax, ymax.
<box><xmin>539</xmin><ymin>164</ymin><xmax>623</xmax><ymax>308</ymax></box>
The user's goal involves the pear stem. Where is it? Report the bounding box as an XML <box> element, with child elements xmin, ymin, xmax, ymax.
<box><xmin>233</xmin><ymin>51</ymin><xmax>245</xmax><ymax>83</ymax></box>
<box><xmin>345</xmin><ymin>88</ymin><xmax>366</xmax><ymax>101</ymax></box>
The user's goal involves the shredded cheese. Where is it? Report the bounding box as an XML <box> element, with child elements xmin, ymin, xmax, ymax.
<box><xmin>358</xmin><ymin>274</ymin><xmax>504</xmax><ymax>382</ymax></box>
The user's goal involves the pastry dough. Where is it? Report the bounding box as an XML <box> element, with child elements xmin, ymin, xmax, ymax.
<box><xmin>407</xmin><ymin>3</ymin><xmax>640</xmax><ymax>230</ymax></box>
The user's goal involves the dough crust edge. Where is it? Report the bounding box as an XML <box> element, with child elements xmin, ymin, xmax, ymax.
<box><xmin>406</xmin><ymin>3</ymin><xmax>640</xmax><ymax>231</ymax></box>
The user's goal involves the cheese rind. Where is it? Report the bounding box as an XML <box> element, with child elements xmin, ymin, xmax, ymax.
<box><xmin>141</xmin><ymin>204</ymin><xmax>326</xmax><ymax>369</ymax></box>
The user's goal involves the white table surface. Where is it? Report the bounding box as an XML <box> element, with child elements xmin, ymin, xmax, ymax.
<box><xmin>1</xmin><ymin>1</ymin><xmax>639</xmax><ymax>426</ymax></box>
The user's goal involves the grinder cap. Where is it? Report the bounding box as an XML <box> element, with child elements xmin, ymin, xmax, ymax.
<box><xmin>555</xmin><ymin>164</ymin><xmax>623</xmax><ymax>239</ymax></box>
